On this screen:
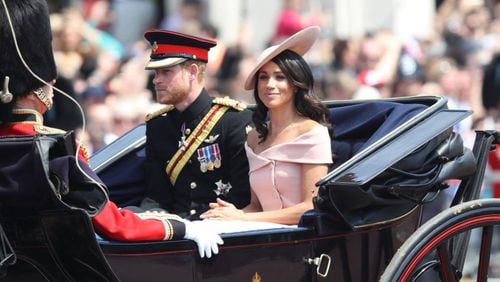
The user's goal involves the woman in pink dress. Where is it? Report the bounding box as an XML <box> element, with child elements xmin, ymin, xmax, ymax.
<box><xmin>201</xmin><ymin>26</ymin><xmax>332</xmax><ymax>225</ymax></box>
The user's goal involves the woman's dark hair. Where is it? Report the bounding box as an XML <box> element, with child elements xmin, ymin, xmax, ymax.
<box><xmin>252</xmin><ymin>49</ymin><xmax>331</xmax><ymax>142</ymax></box>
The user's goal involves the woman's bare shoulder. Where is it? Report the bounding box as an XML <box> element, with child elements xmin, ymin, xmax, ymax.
<box><xmin>247</xmin><ymin>128</ymin><xmax>259</xmax><ymax>148</ymax></box>
<box><xmin>298</xmin><ymin>119</ymin><xmax>322</xmax><ymax>134</ymax></box>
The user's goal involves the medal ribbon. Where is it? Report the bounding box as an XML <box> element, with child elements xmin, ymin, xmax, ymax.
<box><xmin>197</xmin><ymin>146</ymin><xmax>206</xmax><ymax>161</ymax></box>
<box><xmin>166</xmin><ymin>104</ymin><xmax>229</xmax><ymax>185</ymax></box>
<box><xmin>203</xmin><ymin>146</ymin><xmax>212</xmax><ymax>163</ymax></box>
<box><xmin>212</xmin><ymin>144</ymin><xmax>221</xmax><ymax>161</ymax></box>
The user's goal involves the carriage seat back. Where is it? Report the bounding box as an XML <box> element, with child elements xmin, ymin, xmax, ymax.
<box><xmin>312</xmin><ymin>100</ymin><xmax>475</xmax><ymax>231</ymax></box>
<box><xmin>328</xmin><ymin>101</ymin><xmax>427</xmax><ymax>169</ymax></box>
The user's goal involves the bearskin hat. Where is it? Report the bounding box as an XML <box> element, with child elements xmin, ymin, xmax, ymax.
<box><xmin>0</xmin><ymin>0</ymin><xmax>57</xmax><ymax>122</ymax></box>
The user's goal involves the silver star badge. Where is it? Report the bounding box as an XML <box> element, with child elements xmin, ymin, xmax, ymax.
<box><xmin>214</xmin><ymin>180</ymin><xmax>232</xmax><ymax>196</ymax></box>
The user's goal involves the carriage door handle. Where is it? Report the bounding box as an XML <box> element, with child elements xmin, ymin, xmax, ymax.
<box><xmin>303</xmin><ymin>253</ymin><xmax>331</xmax><ymax>278</ymax></box>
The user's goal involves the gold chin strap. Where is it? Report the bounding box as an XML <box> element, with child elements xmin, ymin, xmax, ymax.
<box><xmin>33</xmin><ymin>87</ymin><xmax>52</xmax><ymax>109</ymax></box>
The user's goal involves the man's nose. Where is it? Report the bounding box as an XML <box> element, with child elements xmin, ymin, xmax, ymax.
<box><xmin>152</xmin><ymin>74</ymin><xmax>160</xmax><ymax>84</ymax></box>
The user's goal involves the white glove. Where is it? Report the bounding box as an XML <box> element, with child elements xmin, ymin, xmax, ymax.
<box><xmin>183</xmin><ymin>220</ymin><xmax>224</xmax><ymax>258</ymax></box>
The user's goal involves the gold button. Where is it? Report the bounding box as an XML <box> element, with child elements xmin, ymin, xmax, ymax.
<box><xmin>190</xmin><ymin>209</ymin><xmax>196</xmax><ymax>215</ymax></box>
<box><xmin>190</xmin><ymin>182</ymin><xmax>197</xmax><ymax>189</ymax></box>
<box><xmin>184</xmin><ymin>128</ymin><xmax>191</xmax><ymax>135</ymax></box>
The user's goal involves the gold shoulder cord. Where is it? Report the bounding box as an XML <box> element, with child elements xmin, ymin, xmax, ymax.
<box><xmin>145</xmin><ymin>105</ymin><xmax>174</xmax><ymax>122</ymax></box>
<box><xmin>212</xmin><ymin>96</ymin><xmax>246</xmax><ymax>111</ymax></box>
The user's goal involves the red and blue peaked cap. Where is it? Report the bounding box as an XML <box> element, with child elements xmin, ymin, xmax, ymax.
<box><xmin>144</xmin><ymin>29</ymin><xmax>217</xmax><ymax>70</ymax></box>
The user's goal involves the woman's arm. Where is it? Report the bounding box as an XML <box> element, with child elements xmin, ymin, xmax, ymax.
<box><xmin>201</xmin><ymin>163</ymin><xmax>328</xmax><ymax>225</ymax></box>
<box><xmin>241</xmin><ymin>163</ymin><xmax>327</xmax><ymax>225</ymax></box>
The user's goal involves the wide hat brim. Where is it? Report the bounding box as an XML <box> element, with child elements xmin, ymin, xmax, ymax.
<box><xmin>244</xmin><ymin>26</ymin><xmax>320</xmax><ymax>90</ymax></box>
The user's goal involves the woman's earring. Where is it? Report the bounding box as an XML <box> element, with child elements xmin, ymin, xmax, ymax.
<box><xmin>0</xmin><ymin>76</ymin><xmax>13</xmax><ymax>104</ymax></box>
<box><xmin>33</xmin><ymin>87</ymin><xmax>52</xmax><ymax>109</ymax></box>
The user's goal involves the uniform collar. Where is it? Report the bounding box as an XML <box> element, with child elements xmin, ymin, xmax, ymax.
<box><xmin>9</xmin><ymin>109</ymin><xmax>44</xmax><ymax>124</ymax></box>
<box><xmin>179</xmin><ymin>89</ymin><xmax>212</xmax><ymax>121</ymax></box>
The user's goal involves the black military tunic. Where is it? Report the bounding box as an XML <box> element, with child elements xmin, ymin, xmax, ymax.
<box><xmin>144</xmin><ymin>90</ymin><xmax>252</xmax><ymax>218</ymax></box>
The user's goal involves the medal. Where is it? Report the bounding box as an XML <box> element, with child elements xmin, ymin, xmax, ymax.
<box><xmin>200</xmin><ymin>162</ymin><xmax>208</xmax><ymax>173</ymax></box>
<box><xmin>203</xmin><ymin>146</ymin><xmax>214</xmax><ymax>171</ymax></box>
<box><xmin>197</xmin><ymin>146</ymin><xmax>208</xmax><ymax>173</ymax></box>
<box><xmin>214</xmin><ymin>180</ymin><xmax>233</xmax><ymax>196</ymax></box>
<box><xmin>178</xmin><ymin>123</ymin><xmax>188</xmax><ymax>150</ymax></box>
<box><xmin>211</xmin><ymin>144</ymin><xmax>222</xmax><ymax>169</ymax></box>
<box><xmin>207</xmin><ymin>161</ymin><xmax>214</xmax><ymax>171</ymax></box>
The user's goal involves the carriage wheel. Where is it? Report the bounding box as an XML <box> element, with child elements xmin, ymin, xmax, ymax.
<box><xmin>380</xmin><ymin>198</ymin><xmax>500</xmax><ymax>282</ymax></box>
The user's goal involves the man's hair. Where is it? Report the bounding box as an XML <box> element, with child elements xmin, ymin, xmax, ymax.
<box><xmin>181</xmin><ymin>60</ymin><xmax>207</xmax><ymax>83</ymax></box>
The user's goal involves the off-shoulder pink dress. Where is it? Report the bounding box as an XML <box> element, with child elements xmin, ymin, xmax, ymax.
<box><xmin>245</xmin><ymin>125</ymin><xmax>333</xmax><ymax>211</ymax></box>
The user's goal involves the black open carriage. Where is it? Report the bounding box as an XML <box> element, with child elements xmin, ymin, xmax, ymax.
<box><xmin>1</xmin><ymin>96</ymin><xmax>499</xmax><ymax>281</ymax></box>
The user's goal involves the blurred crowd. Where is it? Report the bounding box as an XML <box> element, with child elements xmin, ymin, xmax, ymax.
<box><xmin>43</xmin><ymin>0</ymin><xmax>500</xmax><ymax>158</ymax></box>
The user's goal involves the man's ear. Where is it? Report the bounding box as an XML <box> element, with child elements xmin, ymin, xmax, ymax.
<box><xmin>188</xmin><ymin>63</ymin><xmax>199</xmax><ymax>81</ymax></box>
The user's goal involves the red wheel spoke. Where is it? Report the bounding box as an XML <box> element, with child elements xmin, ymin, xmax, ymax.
<box><xmin>437</xmin><ymin>243</ymin><xmax>458</xmax><ymax>282</ymax></box>
<box><xmin>477</xmin><ymin>225</ymin><xmax>493</xmax><ymax>282</ymax></box>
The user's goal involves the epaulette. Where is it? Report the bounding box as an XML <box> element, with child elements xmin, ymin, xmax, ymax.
<box><xmin>34</xmin><ymin>125</ymin><xmax>66</xmax><ymax>135</ymax></box>
<box><xmin>145</xmin><ymin>105</ymin><xmax>174</xmax><ymax>122</ymax></box>
<box><xmin>212</xmin><ymin>96</ymin><xmax>246</xmax><ymax>111</ymax></box>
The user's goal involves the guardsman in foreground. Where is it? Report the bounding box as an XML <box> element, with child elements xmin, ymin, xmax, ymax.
<box><xmin>141</xmin><ymin>30</ymin><xmax>252</xmax><ymax>219</ymax></box>
<box><xmin>0</xmin><ymin>0</ymin><xmax>221</xmax><ymax>258</ymax></box>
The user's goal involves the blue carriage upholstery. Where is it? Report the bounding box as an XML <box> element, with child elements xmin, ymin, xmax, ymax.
<box><xmin>297</xmin><ymin>101</ymin><xmax>429</xmax><ymax>231</ymax></box>
<box><xmin>98</xmin><ymin>148</ymin><xmax>147</xmax><ymax>207</ymax></box>
<box><xmin>308</xmin><ymin>100</ymin><xmax>476</xmax><ymax>232</ymax></box>
<box><xmin>329</xmin><ymin>101</ymin><xmax>427</xmax><ymax>170</ymax></box>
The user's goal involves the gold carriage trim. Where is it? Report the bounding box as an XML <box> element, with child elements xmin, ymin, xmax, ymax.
<box><xmin>145</xmin><ymin>105</ymin><xmax>175</xmax><ymax>122</ymax></box>
<box><xmin>212</xmin><ymin>96</ymin><xmax>246</xmax><ymax>111</ymax></box>
<box><xmin>166</xmin><ymin>104</ymin><xmax>229</xmax><ymax>185</ymax></box>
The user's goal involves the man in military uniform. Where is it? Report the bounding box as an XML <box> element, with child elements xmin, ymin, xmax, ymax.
<box><xmin>141</xmin><ymin>30</ymin><xmax>252</xmax><ymax>218</ymax></box>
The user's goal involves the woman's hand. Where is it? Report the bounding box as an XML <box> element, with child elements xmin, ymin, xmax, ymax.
<box><xmin>200</xmin><ymin>198</ymin><xmax>245</xmax><ymax>220</ymax></box>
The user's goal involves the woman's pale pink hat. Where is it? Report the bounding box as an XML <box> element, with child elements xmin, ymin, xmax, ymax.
<box><xmin>244</xmin><ymin>26</ymin><xmax>321</xmax><ymax>90</ymax></box>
